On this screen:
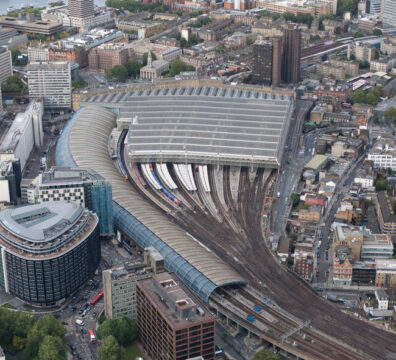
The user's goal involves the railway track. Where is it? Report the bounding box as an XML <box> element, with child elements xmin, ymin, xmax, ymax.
<box><xmin>117</xmin><ymin>140</ymin><xmax>396</xmax><ymax>359</ymax></box>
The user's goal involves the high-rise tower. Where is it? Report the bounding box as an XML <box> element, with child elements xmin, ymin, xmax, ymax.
<box><xmin>251</xmin><ymin>37</ymin><xmax>281</xmax><ymax>87</ymax></box>
<box><xmin>68</xmin><ymin>0</ymin><xmax>94</xmax><ymax>19</ymax></box>
<box><xmin>281</xmin><ymin>24</ymin><xmax>301</xmax><ymax>84</ymax></box>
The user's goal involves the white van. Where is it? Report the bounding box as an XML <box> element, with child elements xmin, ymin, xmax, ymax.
<box><xmin>75</xmin><ymin>319</ymin><xmax>85</xmax><ymax>326</ymax></box>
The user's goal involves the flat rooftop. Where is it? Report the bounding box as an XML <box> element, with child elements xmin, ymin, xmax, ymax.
<box><xmin>0</xmin><ymin>202</ymin><xmax>98</xmax><ymax>258</ymax></box>
<box><xmin>39</xmin><ymin>166</ymin><xmax>105</xmax><ymax>187</ymax></box>
<box><xmin>119</xmin><ymin>85</ymin><xmax>293</xmax><ymax>167</ymax></box>
<box><xmin>137</xmin><ymin>272</ymin><xmax>214</xmax><ymax>328</ymax></box>
<box><xmin>0</xmin><ymin>201</ymin><xmax>84</xmax><ymax>242</ymax></box>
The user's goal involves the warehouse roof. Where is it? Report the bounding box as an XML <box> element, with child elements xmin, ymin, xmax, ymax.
<box><xmin>304</xmin><ymin>155</ymin><xmax>328</xmax><ymax>170</ymax></box>
<box><xmin>56</xmin><ymin>106</ymin><xmax>246</xmax><ymax>301</ymax></box>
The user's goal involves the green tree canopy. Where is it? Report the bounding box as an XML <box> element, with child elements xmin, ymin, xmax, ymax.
<box><xmin>97</xmin><ymin>317</ymin><xmax>137</xmax><ymax>346</ymax></box>
<box><xmin>353</xmin><ymin>31</ymin><xmax>364</xmax><ymax>38</ymax></box>
<box><xmin>375</xmin><ymin>179</ymin><xmax>389</xmax><ymax>191</ymax></box>
<box><xmin>337</xmin><ymin>0</ymin><xmax>358</xmax><ymax>15</ymax></box>
<box><xmin>351</xmin><ymin>89</ymin><xmax>367</xmax><ymax>104</ymax></box>
<box><xmin>72</xmin><ymin>78</ymin><xmax>88</xmax><ymax>89</ymax></box>
<box><xmin>351</xmin><ymin>88</ymin><xmax>381</xmax><ymax>105</ymax></box>
<box><xmin>384</xmin><ymin>107</ymin><xmax>396</xmax><ymax>123</ymax></box>
<box><xmin>98</xmin><ymin>336</ymin><xmax>124</xmax><ymax>360</ymax></box>
<box><xmin>38</xmin><ymin>335</ymin><xmax>66</xmax><ymax>360</ymax></box>
<box><xmin>373</xmin><ymin>28</ymin><xmax>382</xmax><ymax>36</ymax></box>
<box><xmin>125</xmin><ymin>59</ymin><xmax>141</xmax><ymax>78</ymax></box>
<box><xmin>1</xmin><ymin>75</ymin><xmax>26</xmax><ymax>93</ymax></box>
<box><xmin>253</xmin><ymin>349</ymin><xmax>280</xmax><ymax>360</ymax></box>
<box><xmin>246</xmin><ymin>37</ymin><xmax>253</xmax><ymax>46</ymax></box>
<box><xmin>26</xmin><ymin>315</ymin><xmax>66</xmax><ymax>358</ymax></box>
<box><xmin>169</xmin><ymin>59</ymin><xmax>195</xmax><ymax>77</ymax></box>
<box><xmin>105</xmin><ymin>64</ymin><xmax>128</xmax><ymax>82</ymax></box>
<box><xmin>291</xmin><ymin>193</ymin><xmax>300</xmax><ymax>207</ymax></box>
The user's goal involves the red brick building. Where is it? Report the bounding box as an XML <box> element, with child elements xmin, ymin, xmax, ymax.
<box><xmin>88</xmin><ymin>44</ymin><xmax>131</xmax><ymax>71</ymax></box>
<box><xmin>136</xmin><ymin>272</ymin><xmax>216</xmax><ymax>360</ymax></box>
<box><xmin>48</xmin><ymin>47</ymin><xmax>88</xmax><ymax>68</ymax></box>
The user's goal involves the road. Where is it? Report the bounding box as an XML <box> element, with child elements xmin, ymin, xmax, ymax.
<box><xmin>315</xmin><ymin>153</ymin><xmax>367</xmax><ymax>284</ymax></box>
<box><xmin>272</xmin><ymin>100</ymin><xmax>313</xmax><ymax>238</ymax></box>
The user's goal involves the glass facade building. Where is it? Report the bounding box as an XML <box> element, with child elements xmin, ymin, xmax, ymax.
<box><xmin>0</xmin><ymin>202</ymin><xmax>100</xmax><ymax>305</ymax></box>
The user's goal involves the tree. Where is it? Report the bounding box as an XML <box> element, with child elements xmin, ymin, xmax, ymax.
<box><xmin>1</xmin><ymin>74</ymin><xmax>26</xmax><ymax>93</ymax></box>
<box><xmin>246</xmin><ymin>37</ymin><xmax>253</xmax><ymax>46</ymax></box>
<box><xmin>125</xmin><ymin>59</ymin><xmax>141</xmax><ymax>78</ymax></box>
<box><xmin>353</xmin><ymin>31</ymin><xmax>364</xmax><ymax>38</ymax></box>
<box><xmin>351</xmin><ymin>89</ymin><xmax>367</xmax><ymax>104</ymax></box>
<box><xmin>375</xmin><ymin>179</ymin><xmax>389</xmax><ymax>191</ymax></box>
<box><xmin>98</xmin><ymin>336</ymin><xmax>123</xmax><ymax>360</ymax></box>
<box><xmin>13</xmin><ymin>336</ymin><xmax>26</xmax><ymax>351</ymax></box>
<box><xmin>291</xmin><ymin>193</ymin><xmax>300</xmax><ymax>207</ymax></box>
<box><xmin>11</xmin><ymin>49</ymin><xmax>28</xmax><ymax>66</ymax></box>
<box><xmin>142</xmin><ymin>51</ymin><xmax>157</xmax><ymax>66</ymax></box>
<box><xmin>26</xmin><ymin>315</ymin><xmax>66</xmax><ymax>358</ymax></box>
<box><xmin>253</xmin><ymin>349</ymin><xmax>280</xmax><ymax>360</ymax></box>
<box><xmin>38</xmin><ymin>336</ymin><xmax>66</xmax><ymax>360</ymax></box>
<box><xmin>271</xmin><ymin>13</ymin><xmax>280</xmax><ymax>20</ymax></box>
<box><xmin>373</xmin><ymin>28</ymin><xmax>382</xmax><ymax>36</ymax></box>
<box><xmin>189</xmin><ymin>33</ymin><xmax>198</xmax><ymax>45</ymax></box>
<box><xmin>283</xmin><ymin>12</ymin><xmax>295</xmax><ymax>22</ymax></box>
<box><xmin>106</xmin><ymin>65</ymin><xmax>128</xmax><ymax>82</ymax></box>
<box><xmin>366</xmin><ymin>92</ymin><xmax>379</xmax><ymax>105</ymax></box>
<box><xmin>384</xmin><ymin>107</ymin><xmax>396</xmax><ymax>123</ymax></box>
<box><xmin>337</xmin><ymin>0</ymin><xmax>358</xmax><ymax>15</ymax></box>
<box><xmin>72</xmin><ymin>78</ymin><xmax>88</xmax><ymax>89</ymax></box>
<box><xmin>97</xmin><ymin>317</ymin><xmax>137</xmax><ymax>346</ymax></box>
<box><xmin>169</xmin><ymin>59</ymin><xmax>195</xmax><ymax>77</ymax></box>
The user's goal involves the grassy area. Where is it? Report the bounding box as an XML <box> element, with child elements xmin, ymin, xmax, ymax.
<box><xmin>1</xmin><ymin>303</ymin><xmax>16</xmax><ymax>309</ymax></box>
<box><xmin>122</xmin><ymin>344</ymin><xmax>144</xmax><ymax>360</ymax></box>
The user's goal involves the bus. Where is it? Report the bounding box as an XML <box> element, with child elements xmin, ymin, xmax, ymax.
<box><xmin>90</xmin><ymin>290</ymin><xmax>103</xmax><ymax>306</ymax></box>
<box><xmin>88</xmin><ymin>329</ymin><xmax>96</xmax><ymax>344</ymax></box>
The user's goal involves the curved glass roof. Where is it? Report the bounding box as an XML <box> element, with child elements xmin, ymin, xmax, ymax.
<box><xmin>56</xmin><ymin>106</ymin><xmax>246</xmax><ymax>301</ymax></box>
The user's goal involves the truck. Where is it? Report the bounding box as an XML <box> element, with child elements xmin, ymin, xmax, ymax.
<box><xmin>88</xmin><ymin>329</ymin><xmax>96</xmax><ymax>344</ymax></box>
<box><xmin>75</xmin><ymin>319</ymin><xmax>84</xmax><ymax>326</ymax></box>
<box><xmin>40</xmin><ymin>157</ymin><xmax>46</xmax><ymax>170</ymax></box>
<box><xmin>277</xmin><ymin>192</ymin><xmax>281</xmax><ymax>198</ymax></box>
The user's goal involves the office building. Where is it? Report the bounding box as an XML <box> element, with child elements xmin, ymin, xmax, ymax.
<box><xmin>103</xmin><ymin>247</ymin><xmax>164</xmax><ymax>320</ymax></box>
<box><xmin>281</xmin><ymin>24</ymin><xmax>301</xmax><ymax>84</ymax></box>
<box><xmin>103</xmin><ymin>263</ymin><xmax>153</xmax><ymax>320</ymax></box>
<box><xmin>0</xmin><ymin>160</ymin><xmax>21</xmax><ymax>208</ymax></box>
<box><xmin>0</xmin><ymin>16</ymin><xmax>63</xmax><ymax>36</ymax></box>
<box><xmin>27</xmin><ymin>61</ymin><xmax>71</xmax><ymax>110</ymax></box>
<box><xmin>0</xmin><ymin>47</ymin><xmax>12</xmax><ymax>84</ymax></box>
<box><xmin>88</xmin><ymin>43</ymin><xmax>130</xmax><ymax>72</ymax></box>
<box><xmin>68</xmin><ymin>0</ymin><xmax>94</xmax><ymax>19</ymax></box>
<box><xmin>252</xmin><ymin>37</ymin><xmax>281</xmax><ymax>87</ymax></box>
<box><xmin>382</xmin><ymin>0</ymin><xmax>396</xmax><ymax>28</ymax></box>
<box><xmin>137</xmin><ymin>272</ymin><xmax>216</xmax><ymax>360</ymax></box>
<box><xmin>0</xmin><ymin>201</ymin><xmax>100</xmax><ymax>305</ymax></box>
<box><xmin>68</xmin><ymin>0</ymin><xmax>102</xmax><ymax>29</ymax></box>
<box><xmin>25</xmin><ymin>167</ymin><xmax>113</xmax><ymax>236</ymax></box>
<box><xmin>0</xmin><ymin>100</ymin><xmax>44</xmax><ymax>170</ymax></box>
